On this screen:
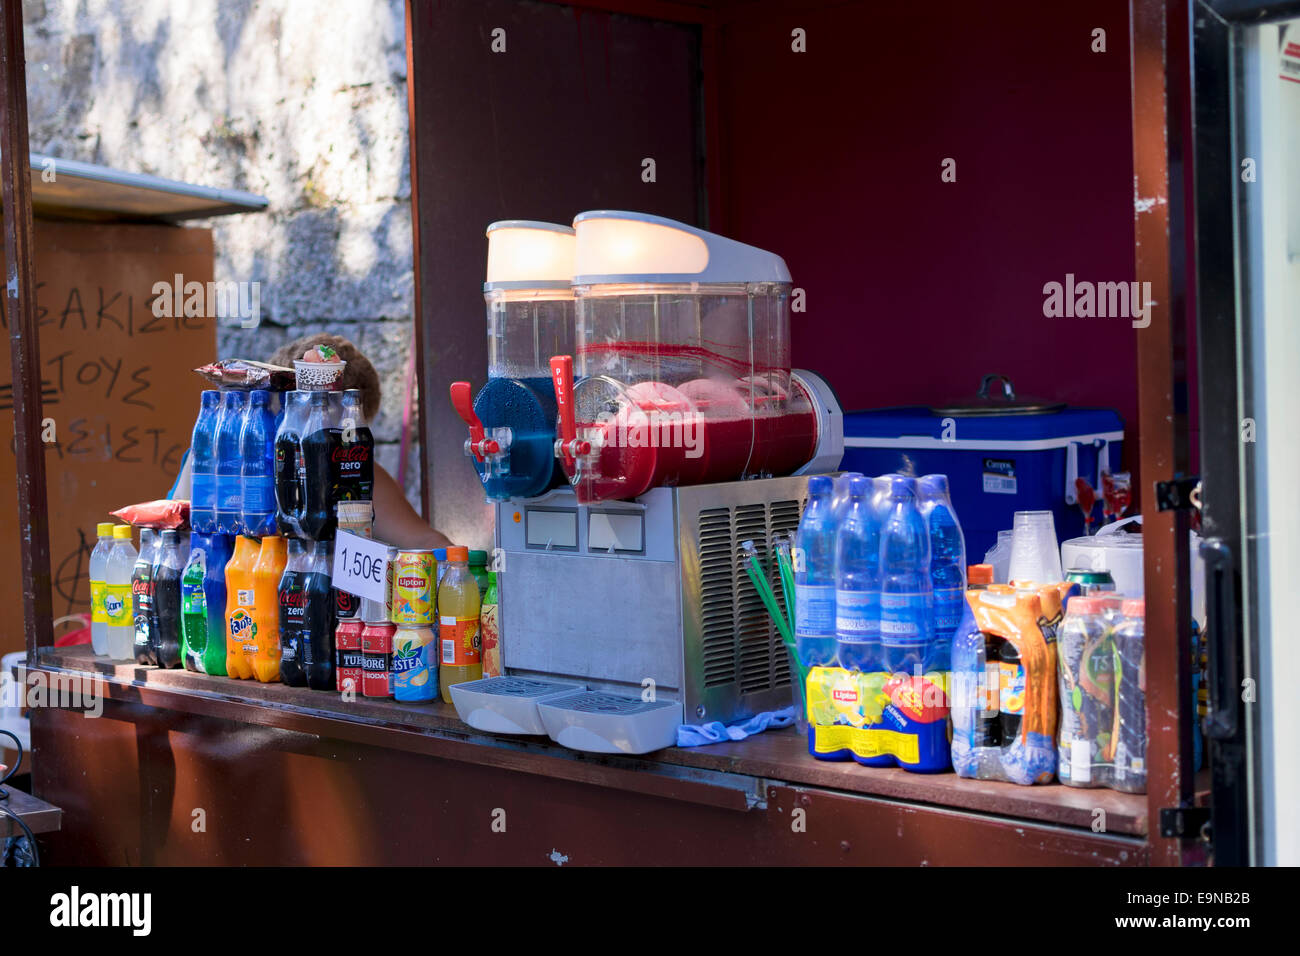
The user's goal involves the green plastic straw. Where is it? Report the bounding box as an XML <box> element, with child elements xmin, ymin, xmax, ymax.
<box><xmin>740</xmin><ymin>540</ymin><xmax>808</xmax><ymax>689</ymax></box>
<box><xmin>774</xmin><ymin>537</ymin><xmax>797</xmax><ymax>637</ymax></box>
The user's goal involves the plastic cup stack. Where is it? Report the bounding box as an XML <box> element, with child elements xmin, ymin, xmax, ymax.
<box><xmin>1007</xmin><ymin>510</ymin><xmax>1064</xmax><ymax>586</ymax></box>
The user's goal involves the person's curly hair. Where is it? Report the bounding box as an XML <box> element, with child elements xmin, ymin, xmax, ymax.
<box><xmin>269</xmin><ymin>333</ymin><xmax>382</xmax><ymax>422</ymax></box>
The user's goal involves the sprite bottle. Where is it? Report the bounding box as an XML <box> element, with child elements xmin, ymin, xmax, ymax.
<box><xmin>180</xmin><ymin>550</ymin><xmax>208</xmax><ymax>672</ymax></box>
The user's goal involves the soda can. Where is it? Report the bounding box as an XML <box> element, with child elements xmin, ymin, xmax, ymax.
<box><xmin>1064</xmin><ymin>568</ymin><xmax>1116</xmax><ymax>592</ymax></box>
<box><xmin>390</xmin><ymin>549</ymin><xmax>436</xmax><ymax>625</ymax></box>
<box><xmin>392</xmin><ymin>625</ymin><xmax>438</xmax><ymax>702</ymax></box>
<box><xmin>335</xmin><ymin>620</ymin><xmax>365</xmax><ymax>694</ymax></box>
<box><xmin>335</xmin><ymin>586</ymin><xmax>362</xmax><ymax>622</ymax></box>
<box><xmin>361</xmin><ymin>621</ymin><xmax>395</xmax><ymax>698</ymax></box>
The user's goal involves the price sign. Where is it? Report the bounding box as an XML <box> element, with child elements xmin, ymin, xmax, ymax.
<box><xmin>332</xmin><ymin>530</ymin><xmax>390</xmax><ymax>603</ymax></box>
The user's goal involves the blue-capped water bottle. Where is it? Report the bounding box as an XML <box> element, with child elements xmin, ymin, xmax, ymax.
<box><xmin>189</xmin><ymin>390</ymin><xmax>221</xmax><ymax>533</ymax></box>
<box><xmin>879</xmin><ymin>475</ymin><xmax>933</xmax><ymax>674</ymax></box>
<box><xmin>214</xmin><ymin>390</ymin><xmax>248</xmax><ymax>534</ymax></box>
<box><xmin>794</xmin><ymin>476</ymin><xmax>838</xmax><ymax>666</ymax></box>
<box><xmin>831</xmin><ymin>471</ymin><xmax>864</xmax><ymax>522</ymax></box>
<box><xmin>239</xmin><ymin>389</ymin><xmax>278</xmax><ymax>535</ymax></box>
<box><xmin>835</xmin><ymin>475</ymin><xmax>881</xmax><ymax>672</ymax></box>
<box><xmin>919</xmin><ymin>474</ymin><xmax>964</xmax><ymax>671</ymax></box>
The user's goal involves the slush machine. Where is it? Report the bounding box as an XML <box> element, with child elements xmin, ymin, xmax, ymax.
<box><xmin>448</xmin><ymin>212</ymin><xmax>844</xmax><ymax>753</ymax></box>
<box><xmin>451</xmin><ymin>220</ymin><xmax>576</xmax><ymax>500</ymax></box>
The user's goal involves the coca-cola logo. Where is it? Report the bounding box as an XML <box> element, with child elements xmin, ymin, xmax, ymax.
<box><xmin>132</xmin><ymin>580</ymin><xmax>153</xmax><ymax>596</ymax></box>
<box><xmin>331</xmin><ymin>444</ymin><xmax>370</xmax><ymax>464</ymax></box>
<box><xmin>335</xmin><ymin>590</ymin><xmax>360</xmax><ymax>612</ymax></box>
<box><xmin>280</xmin><ymin>590</ymin><xmax>307</xmax><ymax>608</ymax></box>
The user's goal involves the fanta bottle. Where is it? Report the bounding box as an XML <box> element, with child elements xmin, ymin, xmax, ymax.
<box><xmin>251</xmin><ymin>535</ymin><xmax>288</xmax><ymax>683</ymax></box>
<box><xmin>225</xmin><ymin>535</ymin><xmax>261</xmax><ymax>679</ymax></box>
<box><xmin>438</xmin><ymin>546</ymin><xmax>482</xmax><ymax>702</ymax></box>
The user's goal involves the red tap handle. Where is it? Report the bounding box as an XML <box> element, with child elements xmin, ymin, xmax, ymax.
<box><xmin>450</xmin><ymin>381</ymin><xmax>489</xmax><ymax>462</ymax></box>
<box><xmin>551</xmin><ymin>356</ymin><xmax>577</xmax><ymax>465</ymax></box>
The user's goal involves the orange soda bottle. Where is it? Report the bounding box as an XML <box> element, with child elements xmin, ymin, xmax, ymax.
<box><xmin>251</xmin><ymin>535</ymin><xmax>288</xmax><ymax>682</ymax></box>
<box><xmin>225</xmin><ymin>535</ymin><xmax>261</xmax><ymax>679</ymax></box>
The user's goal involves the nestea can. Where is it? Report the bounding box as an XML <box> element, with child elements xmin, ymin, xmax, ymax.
<box><xmin>392</xmin><ymin>626</ymin><xmax>438</xmax><ymax>702</ymax></box>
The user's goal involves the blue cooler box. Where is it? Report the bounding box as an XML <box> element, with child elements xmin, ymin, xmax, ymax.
<box><xmin>842</xmin><ymin>407</ymin><xmax>1123</xmax><ymax>560</ymax></box>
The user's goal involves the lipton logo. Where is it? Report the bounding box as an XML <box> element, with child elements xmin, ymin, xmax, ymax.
<box><xmin>229</xmin><ymin>609</ymin><xmax>257</xmax><ymax>638</ymax></box>
<box><xmin>832</xmin><ymin>688</ymin><xmax>859</xmax><ymax>703</ymax></box>
<box><xmin>397</xmin><ymin>576</ymin><xmax>425</xmax><ymax>588</ymax></box>
<box><xmin>331</xmin><ymin>445</ymin><xmax>370</xmax><ymax>463</ymax></box>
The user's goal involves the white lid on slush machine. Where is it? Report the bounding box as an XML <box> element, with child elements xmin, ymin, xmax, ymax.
<box><xmin>483</xmin><ymin>220</ymin><xmax>576</xmax><ymax>291</ymax></box>
<box><xmin>571</xmin><ymin>210</ymin><xmax>791</xmax><ymax>285</ymax></box>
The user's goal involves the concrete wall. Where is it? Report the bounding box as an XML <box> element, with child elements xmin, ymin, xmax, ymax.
<box><xmin>22</xmin><ymin>0</ymin><xmax>424</xmax><ymax>505</ymax></box>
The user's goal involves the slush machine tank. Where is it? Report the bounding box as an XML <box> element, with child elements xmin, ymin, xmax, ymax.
<box><xmin>552</xmin><ymin>210</ymin><xmax>842</xmax><ymax>504</ymax></box>
<box><xmin>452</xmin><ymin>221</ymin><xmax>577</xmax><ymax>500</ymax></box>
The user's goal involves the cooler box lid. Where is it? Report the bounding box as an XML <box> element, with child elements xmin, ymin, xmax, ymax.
<box><xmin>844</xmin><ymin>406</ymin><xmax>1123</xmax><ymax>448</ymax></box>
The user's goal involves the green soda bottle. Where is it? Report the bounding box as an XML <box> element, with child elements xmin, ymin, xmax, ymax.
<box><xmin>180</xmin><ymin>550</ymin><xmax>208</xmax><ymax>672</ymax></box>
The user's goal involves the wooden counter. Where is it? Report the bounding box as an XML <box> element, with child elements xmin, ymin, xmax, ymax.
<box><xmin>28</xmin><ymin>645</ymin><xmax>1154</xmax><ymax>865</ymax></box>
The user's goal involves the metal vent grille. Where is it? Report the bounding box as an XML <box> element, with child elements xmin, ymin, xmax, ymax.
<box><xmin>697</xmin><ymin>497</ymin><xmax>805</xmax><ymax>691</ymax></box>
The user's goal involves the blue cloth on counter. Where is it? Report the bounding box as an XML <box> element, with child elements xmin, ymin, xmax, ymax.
<box><xmin>676</xmin><ymin>706</ymin><xmax>796</xmax><ymax>747</ymax></box>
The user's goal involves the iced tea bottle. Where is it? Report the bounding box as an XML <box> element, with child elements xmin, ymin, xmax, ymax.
<box><xmin>438</xmin><ymin>546</ymin><xmax>481</xmax><ymax>702</ymax></box>
<box><xmin>225</xmin><ymin>535</ymin><xmax>261</xmax><ymax>679</ymax></box>
<box><xmin>251</xmin><ymin>535</ymin><xmax>288</xmax><ymax>682</ymax></box>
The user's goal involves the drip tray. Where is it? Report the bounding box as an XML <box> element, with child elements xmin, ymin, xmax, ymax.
<box><xmin>536</xmin><ymin>691</ymin><xmax>683</xmax><ymax>754</ymax></box>
<box><xmin>448</xmin><ymin>677</ymin><xmax>587</xmax><ymax>735</ymax></box>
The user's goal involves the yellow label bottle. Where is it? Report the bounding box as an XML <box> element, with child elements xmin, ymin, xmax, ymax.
<box><xmin>438</xmin><ymin>546</ymin><xmax>481</xmax><ymax>702</ymax></box>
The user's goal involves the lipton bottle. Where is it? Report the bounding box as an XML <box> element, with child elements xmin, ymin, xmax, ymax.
<box><xmin>251</xmin><ymin>535</ymin><xmax>288</xmax><ymax>682</ymax></box>
<box><xmin>225</xmin><ymin>535</ymin><xmax>261</xmax><ymax>679</ymax></box>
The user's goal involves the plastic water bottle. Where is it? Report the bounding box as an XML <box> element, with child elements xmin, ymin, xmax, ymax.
<box><xmin>794</xmin><ymin>475</ymin><xmax>838</xmax><ymax>666</ymax></box>
<box><xmin>831</xmin><ymin>471</ymin><xmax>863</xmax><ymax>522</ymax></box>
<box><xmin>919</xmin><ymin>474</ymin><xmax>965</xmax><ymax>671</ymax></box>
<box><xmin>878</xmin><ymin>476</ymin><xmax>933</xmax><ymax>674</ymax></box>
<box><xmin>104</xmin><ymin>526</ymin><xmax>137</xmax><ymax>660</ymax></box>
<box><xmin>835</xmin><ymin>475</ymin><xmax>881</xmax><ymax>672</ymax></box>
<box><xmin>88</xmin><ymin>522</ymin><xmax>115</xmax><ymax>655</ymax></box>
<box><xmin>215</xmin><ymin>390</ymin><xmax>248</xmax><ymax>534</ymax></box>
<box><xmin>189</xmin><ymin>390</ymin><xmax>221</xmax><ymax>533</ymax></box>
<box><xmin>240</xmin><ymin>389</ymin><xmax>278</xmax><ymax>535</ymax></box>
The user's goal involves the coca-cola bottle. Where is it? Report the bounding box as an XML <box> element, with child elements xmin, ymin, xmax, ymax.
<box><xmin>299</xmin><ymin>392</ymin><xmax>339</xmax><ymax>540</ymax></box>
<box><xmin>275</xmin><ymin>391</ymin><xmax>308</xmax><ymax>536</ymax></box>
<box><xmin>152</xmin><ymin>529</ymin><xmax>185</xmax><ymax>668</ymax></box>
<box><xmin>302</xmin><ymin>540</ymin><xmax>337</xmax><ymax>690</ymax></box>
<box><xmin>132</xmin><ymin>528</ymin><xmax>159</xmax><ymax>666</ymax></box>
<box><xmin>334</xmin><ymin>389</ymin><xmax>375</xmax><ymax>504</ymax></box>
<box><xmin>278</xmin><ymin>538</ymin><xmax>309</xmax><ymax>687</ymax></box>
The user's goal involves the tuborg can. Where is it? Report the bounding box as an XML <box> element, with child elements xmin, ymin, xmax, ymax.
<box><xmin>390</xmin><ymin>549</ymin><xmax>436</xmax><ymax>625</ymax></box>
<box><xmin>336</xmin><ymin>620</ymin><xmax>365</xmax><ymax>694</ymax></box>
<box><xmin>392</xmin><ymin>625</ymin><xmax>438</xmax><ymax>702</ymax></box>
<box><xmin>361</xmin><ymin>620</ymin><xmax>395</xmax><ymax>698</ymax></box>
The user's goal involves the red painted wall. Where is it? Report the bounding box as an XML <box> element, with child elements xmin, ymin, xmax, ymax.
<box><xmin>712</xmin><ymin>0</ymin><xmax>1139</xmax><ymax>484</ymax></box>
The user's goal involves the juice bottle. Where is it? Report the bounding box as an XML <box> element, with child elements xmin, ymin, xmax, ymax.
<box><xmin>480</xmin><ymin>570</ymin><xmax>501</xmax><ymax>678</ymax></box>
<box><xmin>251</xmin><ymin>535</ymin><xmax>288</xmax><ymax>683</ymax></box>
<box><xmin>438</xmin><ymin>546</ymin><xmax>481</xmax><ymax>702</ymax></box>
<box><xmin>225</xmin><ymin>535</ymin><xmax>261</xmax><ymax>679</ymax></box>
<box><xmin>105</xmin><ymin>526</ymin><xmax>138</xmax><ymax>660</ymax></box>
<box><xmin>88</xmin><ymin>522</ymin><xmax>115</xmax><ymax>656</ymax></box>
